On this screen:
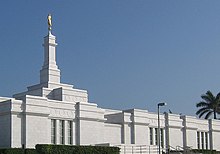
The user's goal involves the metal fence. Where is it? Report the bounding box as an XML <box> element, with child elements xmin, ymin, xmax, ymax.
<box><xmin>115</xmin><ymin>144</ymin><xmax>165</xmax><ymax>154</ymax></box>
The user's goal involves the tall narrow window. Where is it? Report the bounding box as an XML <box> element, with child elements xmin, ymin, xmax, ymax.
<box><xmin>197</xmin><ymin>132</ymin><xmax>200</xmax><ymax>149</ymax></box>
<box><xmin>150</xmin><ymin>127</ymin><xmax>153</xmax><ymax>145</ymax></box>
<box><xmin>201</xmin><ymin>132</ymin><xmax>204</xmax><ymax>149</ymax></box>
<box><xmin>67</xmin><ymin>121</ymin><xmax>72</xmax><ymax>144</ymax></box>
<box><xmin>160</xmin><ymin>128</ymin><xmax>164</xmax><ymax>148</ymax></box>
<box><xmin>205</xmin><ymin>132</ymin><xmax>208</xmax><ymax>149</ymax></box>
<box><xmin>51</xmin><ymin>119</ymin><xmax>56</xmax><ymax>144</ymax></box>
<box><xmin>155</xmin><ymin>128</ymin><xmax>158</xmax><ymax>145</ymax></box>
<box><xmin>60</xmin><ymin>120</ymin><xmax>65</xmax><ymax>144</ymax></box>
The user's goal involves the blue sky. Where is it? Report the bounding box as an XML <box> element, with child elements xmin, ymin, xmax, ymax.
<box><xmin>1</xmin><ymin>1</ymin><xmax>220</xmax><ymax>116</ymax></box>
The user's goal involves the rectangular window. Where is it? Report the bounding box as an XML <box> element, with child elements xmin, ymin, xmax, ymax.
<box><xmin>67</xmin><ymin>121</ymin><xmax>72</xmax><ymax>144</ymax></box>
<box><xmin>160</xmin><ymin>128</ymin><xmax>164</xmax><ymax>148</ymax></box>
<box><xmin>155</xmin><ymin>128</ymin><xmax>158</xmax><ymax>145</ymax></box>
<box><xmin>150</xmin><ymin>127</ymin><xmax>153</xmax><ymax>145</ymax></box>
<box><xmin>51</xmin><ymin>119</ymin><xmax>56</xmax><ymax>144</ymax></box>
<box><xmin>205</xmin><ymin>132</ymin><xmax>208</xmax><ymax>149</ymax></box>
<box><xmin>197</xmin><ymin>132</ymin><xmax>200</xmax><ymax>149</ymax></box>
<box><xmin>201</xmin><ymin>132</ymin><xmax>204</xmax><ymax>149</ymax></box>
<box><xmin>60</xmin><ymin>120</ymin><xmax>65</xmax><ymax>144</ymax></box>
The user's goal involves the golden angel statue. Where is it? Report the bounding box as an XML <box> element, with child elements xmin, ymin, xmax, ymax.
<box><xmin>47</xmin><ymin>14</ymin><xmax>52</xmax><ymax>31</ymax></box>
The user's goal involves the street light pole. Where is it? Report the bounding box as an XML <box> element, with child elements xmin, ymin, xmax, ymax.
<box><xmin>158</xmin><ymin>105</ymin><xmax>160</xmax><ymax>154</ymax></box>
<box><xmin>157</xmin><ymin>102</ymin><xmax>167</xmax><ymax>154</ymax></box>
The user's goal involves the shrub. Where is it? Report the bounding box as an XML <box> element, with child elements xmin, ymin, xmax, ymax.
<box><xmin>0</xmin><ymin>145</ymin><xmax>120</xmax><ymax>154</ymax></box>
<box><xmin>35</xmin><ymin>144</ymin><xmax>120</xmax><ymax>154</ymax></box>
<box><xmin>0</xmin><ymin>148</ymin><xmax>23</xmax><ymax>154</ymax></box>
<box><xmin>26</xmin><ymin>149</ymin><xmax>37</xmax><ymax>154</ymax></box>
<box><xmin>191</xmin><ymin>149</ymin><xmax>217</xmax><ymax>154</ymax></box>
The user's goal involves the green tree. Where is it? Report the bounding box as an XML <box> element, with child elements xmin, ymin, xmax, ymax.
<box><xmin>196</xmin><ymin>91</ymin><xmax>220</xmax><ymax>119</ymax></box>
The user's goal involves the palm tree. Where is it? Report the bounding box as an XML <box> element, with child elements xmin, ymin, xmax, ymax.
<box><xmin>196</xmin><ymin>90</ymin><xmax>220</xmax><ymax>119</ymax></box>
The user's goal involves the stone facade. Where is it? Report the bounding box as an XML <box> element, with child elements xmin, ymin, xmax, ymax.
<box><xmin>0</xmin><ymin>30</ymin><xmax>220</xmax><ymax>153</ymax></box>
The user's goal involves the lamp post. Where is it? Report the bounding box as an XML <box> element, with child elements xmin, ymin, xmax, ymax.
<box><xmin>157</xmin><ymin>102</ymin><xmax>167</xmax><ymax>154</ymax></box>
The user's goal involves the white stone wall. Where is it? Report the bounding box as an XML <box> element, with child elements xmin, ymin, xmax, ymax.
<box><xmin>79</xmin><ymin>120</ymin><xmax>105</xmax><ymax>145</ymax></box>
<box><xmin>124</xmin><ymin>123</ymin><xmax>131</xmax><ymax>144</ymax></box>
<box><xmin>181</xmin><ymin>116</ymin><xmax>201</xmax><ymax>149</ymax></box>
<box><xmin>169</xmin><ymin>128</ymin><xmax>183</xmax><ymax>148</ymax></box>
<box><xmin>209</xmin><ymin>119</ymin><xmax>220</xmax><ymax>150</ymax></box>
<box><xmin>53</xmin><ymin>87</ymin><xmax>88</xmax><ymax>102</ymax></box>
<box><xmin>122</xmin><ymin>109</ymin><xmax>165</xmax><ymax>147</ymax></box>
<box><xmin>76</xmin><ymin>102</ymin><xmax>105</xmax><ymax>145</ymax></box>
<box><xmin>134</xmin><ymin>124</ymin><xmax>148</xmax><ymax>144</ymax></box>
<box><xmin>104</xmin><ymin>123</ymin><xmax>122</xmax><ymax>144</ymax></box>
<box><xmin>165</xmin><ymin>113</ymin><xmax>183</xmax><ymax>149</ymax></box>
<box><xmin>186</xmin><ymin>129</ymin><xmax>197</xmax><ymax>149</ymax></box>
<box><xmin>11</xmin><ymin>114</ymin><xmax>22</xmax><ymax>148</ymax></box>
<box><xmin>25</xmin><ymin>115</ymin><xmax>50</xmax><ymax>148</ymax></box>
<box><xmin>0</xmin><ymin>113</ymin><xmax>11</xmax><ymax>147</ymax></box>
<box><xmin>0</xmin><ymin>99</ymin><xmax>12</xmax><ymax>148</ymax></box>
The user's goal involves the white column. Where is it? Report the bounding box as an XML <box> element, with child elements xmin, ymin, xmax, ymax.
<box><xmin>65</xmin><ymin>121</ymin><xmax>68</xmax><ymax>145</ymax></box>
<box><xmin>72</xmin><ymin>120</ymin><xmax>75</xmax><ymax>145</ymax></box>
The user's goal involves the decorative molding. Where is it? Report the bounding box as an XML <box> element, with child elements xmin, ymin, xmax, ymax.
<box><xmin>24</xmin><ymin>112</ymin><xmax>49</xmax><ymax>117</ymax></box>
<box><xmin>49</xmin><ymin>109</ymin><xmax>74</xmax><ymax>118</ymax></box>
<box><xmin>78</xmin><ymin>117</ymin><xmax>106</xmax><ymax>122</ymax></box>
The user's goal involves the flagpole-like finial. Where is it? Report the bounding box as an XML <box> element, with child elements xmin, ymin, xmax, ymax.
<box><xmin>47</xmin><ymin>14</ymin><xmax>52</xmax><ymax>33</ymax></box>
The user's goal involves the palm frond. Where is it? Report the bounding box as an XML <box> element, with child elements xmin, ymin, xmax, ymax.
<box><xmin>216</xmin><ymin>92</ymin><xmax>220</xmax><ymax>100</ymax></box>
<box><xmin>217</xmin><ymin>105</ymin><xmax>220</xmax><ymax>114</ymax></box>
<box><xmin>204</xmin><ymin>111</ymin><xmax>213</xmax><ymax>119</ymax></box>
<box><xmin>196</xmin><ymin>108</ymin><xmax>209</xmax><ymax>115</ymax></box>
<box><xmin>206</xmin><ymin>91</ymin><xmax>215</xmax><ymax>99</ymax></box>
<box><xmin>200</xmin><ymin>91</ymin><xmax>215</xmax><ymax>103</ymax></box>
<box><xmin>198</xmin><ymin>109</ymin><xmax>210</xmax><ymax>118</ymax></box>
<box><xmin>196</xmin><ymin>101</ymin><xmax>209</xmax><ymax>108</ymax></box>
<box><xmin>201</xmin><ymin>95</ymin><xmax>213</xmax><ymax>103</ymax></box>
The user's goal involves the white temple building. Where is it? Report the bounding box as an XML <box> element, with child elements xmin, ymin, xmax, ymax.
<box><xmin>0</xmin><ymin>19</ymin><xmax>220</xmax><ymax>153</ymax></box>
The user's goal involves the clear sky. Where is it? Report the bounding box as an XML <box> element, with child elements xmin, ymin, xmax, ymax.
<box><xmin>1</xmin><ymin>1</ymin><xmax>220</xmax><ymax>116</ymax></box>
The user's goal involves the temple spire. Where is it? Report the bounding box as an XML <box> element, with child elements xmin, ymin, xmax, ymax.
<box><xmin>40</xmin><ymin>14</ymin><xmax>61</xmax><ymax>87</ymax></box>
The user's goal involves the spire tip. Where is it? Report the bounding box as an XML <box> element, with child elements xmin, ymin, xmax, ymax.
<box><xmin>47</xmin><ymin>14</ymin><xmax>52</xmax><ymax>32</ymax></box>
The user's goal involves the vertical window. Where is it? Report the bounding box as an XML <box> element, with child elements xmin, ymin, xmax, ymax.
<box><xmin>51</xmin><ymin>119</ymin><xmax>56</xmax><ymax>144</ymax></box>
<box><xmin>201</xmin><ymin>132</ymin><xmax>204</xmax><ymax>149</ymax></box>
<box><xmin>155</xmin><ymin>128</ymin><xmax>158</xmax><ymax>145</ymax></box>
<box><xmin>205</xmin><ymin>132</ymin><xmax>208</xmax><ymax>149</ymax></box>
<box><xmin>60</xmin><ymin>120</ymin><xmax>65</xmax><ymax>144</ymax></box>
<box><xmin>197</xmin><ymin>132</ymin><xmax>200</xmax><ymax>149</ymax></box>
<box><xmin>160</xmin><ymin>128</ymin><xmax>164</xmax><ymax>148</ymax></box>
<box><xmin>67</xmin><ymin>121</ymin><xmax>72</xmax><ymax>144</ymax></box>
<box><xmin>150</xmin><ymin>127</ymin><xmax>153</xmax><ymax>145</ymax></box>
